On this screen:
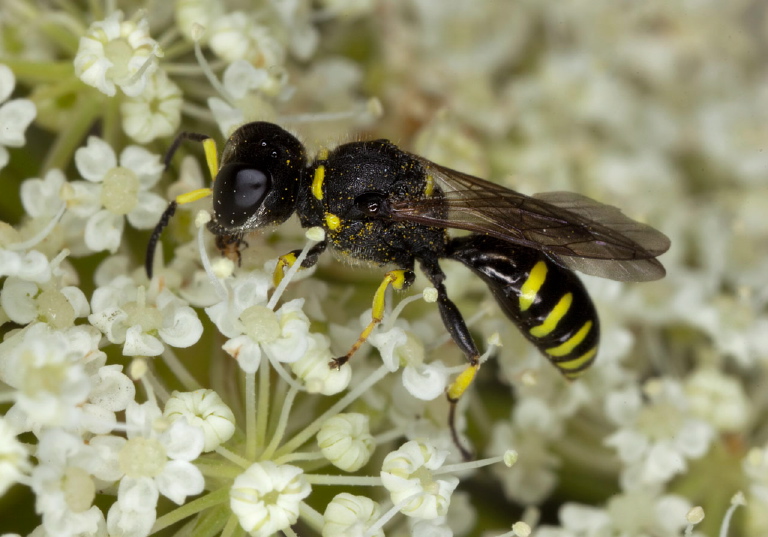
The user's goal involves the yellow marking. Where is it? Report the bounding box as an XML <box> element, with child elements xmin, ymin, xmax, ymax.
<box><xmin>317</xmin><ymin>147</ymin><xmax>329</xmax><ymax>161</ymax></box>
<box><xmin>312</xmin><ymin>165</ymin><xmax>325</xmax><ymax>200</ymax></box>
<box><xmin>176</xmin><ymin>187</ymin><xmax>213</xmax><ymax>205</ymax></box>
<box><xmin>447</xmin><ymin>364</ymin><xmax>479</xmax><ymax>401</ymax></box>
<box><xmin>529</xmin><ymin>293</ymin><xmax>573</xmax><ymax>338</ymax></box>
<box><xmin>325</xmin><ymin>212</ymin><xmax>341</xmax><ymax>230</ymax></box>
<box><xmin>424</xmin><ymin>174</ymin><xmax>434</xmax><ymax>197</ymax></box>
<box><xmin>557</xmin><ymin>347</ymin><xmax>598</xmax><ymax>378</ymax></box>
<box><xmin>519</xmin><ymin>261</ymin><xmax>547</xmax><ymax>312</ymax></box>
<box><xmin>545</xmin><ymin>321</ymin><xmax>592</xmax><ymax>357</ymax></box>
<box><xmin>338</xmin><ymin>270</ymin><xmax>410</xmax><ymax>366</ymax></box>
<box><xmin>273</xmin><ymin>252</ymin><xmax>298</xmax><ymax>287</ymax></box>
<box><xmin>202</xmin><ymin>138</ymin><xmax>218</xmax><ymax>181</ymax></box>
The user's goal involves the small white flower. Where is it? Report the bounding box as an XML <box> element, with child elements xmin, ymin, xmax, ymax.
<box><xmin>30</xmin><ymin>429</ymin><xmax>103</xmax><ymax>537</ymax></box>
<box><xmin>0</xmin><ymin>64</ymin><xmax>36</xmax><ymax>170</ymax></box>
<box><xmin>317</xmin><ymin>413</ymin><xmax>375</xmax><ymax>472</ymax></box>
<box><xmin>322</xmin><ymin>493</ymin><xmax>383</xmax><ymax>537</ymax></box>
<box><xmin>89</xmin><ymin>278</ymin><xmax>203</xmax><ymax>356</ymax></box>
<box><xmin>208</xmin><ymin>13</ymin><xmax>285</xmax><ymax>67</ymax></box>
<box><xmin>163</xmin><ymin>389</ymin><xmax>236</xmax><ymax>452</ymax></box>
<box><xmin>208</xmin><ymin>271</ymin><xmax>312</xmax><ymax>373</ymax></box>
<box><xmin>73</xmin><ymin>136</ymin><xmax>166</xmax><ymax>253</ymax></box>
<box><xmin>684</xmin><ymin>367</ymin><xmax>750</xmax><ymax>433</ymax></box>
<box><xmin>1</xmin><ymin>276</ymin><xmax>89</xmax><ymax>328</ymax></box>
<box><xmin>174</xmin><ymin>0</ymin><xmax>225</xmax><ymax>42</ymax></box>
<box><xmin>229</xmin><ymin>461</ymin><xmax>311</xmax><ymax>537</ymax></box>
<box><xmin>0</xmin><ymin>324</ymin><xmax>91</xmax><ymax>432</ymax></box>
<box><xmin>0</xmin><ymin>249</ymin><xmax>51</xmax><ymax>284</ymax></box>
<box><xmin>121</xmin><ymin>70</ymin><xmax>182</xmax><ymax>143</ymax></box>
<box><xmin>0</xmin><ymin>418</ymin><xmax>30</xmax><ymax>497</ymax></box>
<box><xmin>114</xmin><ymin>400</ymin><xmax>205</xmax><ymax>511</ymax></box>
<box><xmin>369</xmin><ymin>324</ymin><xmax>447</xmax><ymax>400</ymax></box>
<box><xmin>488</xmin><ymin>418</ymin><xmax>560</xmax><ymax>505</ymax></box>
<box><xmin>380</xmin><ymin>440</ymin><xmax>459</xmax><ymax>520</ymax></box>
<box><xmin>604</xmin><ymin>379</ymin><xmax>715</xmax><ymax>489</ymax></box>
<box><xmin>74</xmin><ymin>11</ymin><xmax>163</xmax><ymax>97</ymax></box>
<box><xmin>290</xmin><ymin>333</ymin><xmax>351</xmax><ymax>395</ymax></box>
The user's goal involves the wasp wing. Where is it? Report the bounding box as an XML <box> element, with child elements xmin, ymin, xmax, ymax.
<box><xmin>389</xmin><ymin>158</ymin><xmax>671</xmax><ymax>282</ymax></box>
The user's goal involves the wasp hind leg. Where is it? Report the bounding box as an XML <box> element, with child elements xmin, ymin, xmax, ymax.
<box><xmin>419</xmin><ymin>256</ymin><xmax>480</xmax><ymax>460</ymax></box>
<box><xmin>331</xmin><ymin>268</ymin><xmax>415</xmax><ymax>369</ymax></box>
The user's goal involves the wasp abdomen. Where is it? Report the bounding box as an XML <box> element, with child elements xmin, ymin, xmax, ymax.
<box><xmin>447</xmin><ymin>235</ymin><xmax>600</xmax><ymax>379</ymax></box>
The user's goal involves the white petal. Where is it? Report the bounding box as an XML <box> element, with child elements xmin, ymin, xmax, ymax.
<box><xmin>402</xmin><ymin>362</ymin><xmax>448</xmax><ymax>401</ymax></box>
<box><xmin>123</xmin><ymin>325</ymin><xmax>164</xmax><ymax>356</ymax></box>
<box><xmin>155</xmin><ymin>460</ymin><xmax>205</xmax><ymax>504</ymax></box>
<box><xmin>118</xmin><ymin>476</ymin><xmax>159</xmax><ymax>512</ymax></box>
<box><xmin>127</xmin><ymin>191</ymin><xmax>167</xmax><ymax>229</ymax></box>
<box><xmin>0</xmin><ymin>99</ymin><xmax>36</xmax><ymax>147</ymax></box>
<box><xmin>107</xmin><ymin>502</ymin><xmax>156</xmax><ymax>537</ymax></box>
<box><xmin>119</xmin><ymin>146</ymin><xmax>163</xmax><ymax>189</ymax></box>
<box><xmin>75</xmin><ymin>136</ymin><xmax>117</xmax><ymax>182</ymax></box>
<box><xmin>0</xmin><ymin>64</ymin><xmax>15</xmax><ymax>102</ymax></box>
<box><xmin>1</xmin><ymin>277</ymin><xmax>38</xmax><ymax>324</ymax></box>
<box><xmin>223</xmin><ymin>335</ymin><xmax>262</xmax><ymax>374</ymax></box>
<box><xmin>84</xmin><ymin>210</ymin><xmax>124</xmax><ymax>253</ymax></box>
<box><xmin>160</xmin><ymin>418</ymin><xmax>204</xmax><ymax>461</ymax></box>
<box><xmin>158</xmin><ymin>304</ymin><xmax>203</xmax><ymax>348</ymax></box>
<box><xmin>60</xmin><ymin>286</ymin><xmax>90</xmax><ymax>318</ymax></box>
<box><xmin>89</xmin><ymin>365</ymin><xmax>136</xmax><ymax>411</ymax></box>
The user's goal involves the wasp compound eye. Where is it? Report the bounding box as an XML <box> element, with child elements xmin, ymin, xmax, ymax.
<box><xmin>214</xmin><ymin>164</ymin><xmax>271</xmax><ymax>227</ymax></box>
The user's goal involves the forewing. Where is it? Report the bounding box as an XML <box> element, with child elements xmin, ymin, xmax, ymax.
<box><xmin>389</xmin><ymin>158</ymin><xmax>670</xmax><ymax>281</ymax></box>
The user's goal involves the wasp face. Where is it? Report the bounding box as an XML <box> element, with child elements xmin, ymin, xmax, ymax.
<box><xmin>211</xmin><ymin>122</ymin><xmax>307</xmax><ymax>234</ymax></box>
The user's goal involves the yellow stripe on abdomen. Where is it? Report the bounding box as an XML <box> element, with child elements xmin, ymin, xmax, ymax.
<box><xmin>519</xmin><ymin>261</ymin><xmax>547</xmax><ymax>312</ymax></box>
<box><xmin>529</xmin><ymin>292</ymin><xmax>572</xmax><ymax>338</ymax></box>
<box><xmin>557</xmin><ymin>347</ymin><xmax>598</xmax><ymax>378</ymax></box>
<box><xmin>545</xmin><ymin>321</ymin><xmax>592</xmax><ymax>357</ymax></box>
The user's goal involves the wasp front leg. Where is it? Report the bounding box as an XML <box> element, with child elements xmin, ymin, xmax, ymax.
<box><xmin>272</xmin><ymin>240</ymin><xmax>328</xmax><ymax>286</ymax></box>
<box><xmin>331</xmin><ymin>268</ymin><xmax>416</xmax><ymax>369</ymax></box>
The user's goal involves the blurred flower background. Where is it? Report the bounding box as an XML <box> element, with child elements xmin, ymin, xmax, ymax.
<box><xmin>1</xmin><ymin>1</ymin><xmax>767</xmax><ymax>536</ymax></box>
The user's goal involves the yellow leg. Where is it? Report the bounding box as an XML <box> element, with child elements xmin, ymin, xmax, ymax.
<box><xmin>273</xmin><ymin>252</ymin><xmax>298</xmax><ymax>287</ymax></box>
<box><xmin>331</xmin><ymin>269</ymin><xmax>411</xmax><ymax>368</ymax></box>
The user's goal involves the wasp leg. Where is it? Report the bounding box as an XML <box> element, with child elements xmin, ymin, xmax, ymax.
<box><xmin>273</xmin><ymin>241</ymin><xmax>328</xmax><ymax>286</ymax></box>
<box><xmin>420</xmin><ymin>256</ymin><xmax>479</xmax><ymax>460</ymax></box>
<box><xmin>331</xmin><ymin>268</ymin><xmax>415</xmax><ymax>369</ymax></box>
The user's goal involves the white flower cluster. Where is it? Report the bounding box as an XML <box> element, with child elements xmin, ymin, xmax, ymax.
<box><xmin>1</xmin><ymin>1</ymin><xmax>767</xmax><ymax>536</ymax></box>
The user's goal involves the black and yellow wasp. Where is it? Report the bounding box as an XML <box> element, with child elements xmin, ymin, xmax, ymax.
<box><xmin>148</xmin><ymin>121</ymin><xmax>669</xmax><ymax>443</ymax></box>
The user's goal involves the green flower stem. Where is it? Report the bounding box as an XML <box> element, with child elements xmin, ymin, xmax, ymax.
<box><xmin>220</xmin><ymin>514</ymin><xmax>244</xmax><ymax>537</ymax></box>
<box><xmin>304</xmin><ymin>474</ymin><xmax>383</xmax><ymax>486</ymax></box>
<box><xmin>160</xmin><ymin>347</ymin><xmax>203</xmax><ymax>392</ymax></box>
<box><xmin>299</xmin><ymin>502</ymin><xmax>325</xmax><ymax>533</ymax></box>
<box><xmin>38</xmin><ymin>18</ymin><xmax>80</xmax><ymax>56</ymax></box>
<box><xmin>151</xmin><ymin>487</ymin><xmax>229</xmax><ymax>533</ymax></box>
<box><xmin>101</xmin><ymin>92</ymin><xmax>121</xmax><ymax>148</ymax></box>
<box><xmin>259</xmin><ymin>384</ymin><xmax>299</xmax><ymax>460</ymax></box>
<box><xmin>0</xmin><ymin>59</ymin><xmax>73</xmax><ymax>84</ymax></box>
<box><xmin>245</xmin><ymin>370</ymin><xmax>257</xmax><ymax>459</ymax></box>
<box><xmin>275</xmin><ymin>365</ymin><xmax>390</xmax><ymax>458</ymax></box>
<box><xmin>196</xmin><ymin>459</ymin><xmax>244</xmax><ymax>479</ymax></box>
<box><xmin>42</xmin><ymin>92</ymin><xmax>102</xmax><ymax>172</ymax></box>
<box><xmin>256</xmin><ymin>359</ymin><xmax>271</xmax><ymax>451</ymax></box>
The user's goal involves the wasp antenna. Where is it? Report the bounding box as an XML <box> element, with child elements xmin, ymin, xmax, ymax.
<box><xmin>163</xmin><ymin>132</ymin><xmax>212</xmax><ymax>171</ymax></box>
<box><xmin>146</xmin><ymin>201</ymin><xmax>178</xmax><ymax>279</ymax></box>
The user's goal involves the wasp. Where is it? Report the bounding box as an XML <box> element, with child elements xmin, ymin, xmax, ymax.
<box><xmin>147</xmin><ymin>122</ymin><xmax>669</xmax><ymax>452</ymax></box>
